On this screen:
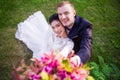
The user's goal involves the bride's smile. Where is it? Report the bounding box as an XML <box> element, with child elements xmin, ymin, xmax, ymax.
<box><xmin>51</xmin><ymin>20</ymin><xmax>67</xmax><ymax>38</ymax></box>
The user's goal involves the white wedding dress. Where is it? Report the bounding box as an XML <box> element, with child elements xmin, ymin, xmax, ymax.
<box><xmin>15</xmin><ymin>11</ymin><xmax>74</xmax><ymax>59</ymax></box>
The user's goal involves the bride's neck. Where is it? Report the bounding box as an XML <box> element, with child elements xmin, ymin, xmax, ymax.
<box><xmin>61</xmin><ymin>33</ymin><xmax>67</xmax><ymax>38</ymax></box>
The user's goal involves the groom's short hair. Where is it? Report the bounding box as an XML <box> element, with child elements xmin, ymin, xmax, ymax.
<box><xmin>49</xmin><ymin>13</ymin><xmax>59</xmax><ymax>24</ymax></box>
<box><xmin>57</xmin><ymin>1</ymin><xmax>75</xmax><ymax>10</ymax></box>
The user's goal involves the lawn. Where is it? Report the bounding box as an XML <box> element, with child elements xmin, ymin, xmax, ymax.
<box><xmin>0</xmin><ymin>0</ymin><xmax>120</xmax><ymax>79</ymax></box>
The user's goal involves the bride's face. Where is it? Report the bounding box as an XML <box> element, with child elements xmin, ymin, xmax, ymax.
<box><xmin>51</xmin><ymin>20</ymin><xmax>67</xmax><ymax>38</ymax></box>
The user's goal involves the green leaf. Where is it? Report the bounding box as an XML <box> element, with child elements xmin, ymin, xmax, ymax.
<box><xmin>86</xmin><ymin>76</ymin><xmax>95</xmax><ymax>80</ymax></box>
<box><xmin>65</xmin><ymin>77</ymin><xmax>71</xmax><ymax>80</ymax></box>
<box><xmin>98</xmin><ymin>56</ymin><xmax>105</xmax><ymax>67</ymax></box>
<box><xmin>40</xmin><ymin>71</ymin><xmax>50</xmax><ymax>80</ymax></box>
<box><xmin>62</xmin><ymin>59</ymin><xmax>72</xmax><ymax>72</ymax></box>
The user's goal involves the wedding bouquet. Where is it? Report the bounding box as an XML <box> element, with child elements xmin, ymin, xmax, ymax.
<box><xmin>12</xmin><ymin>51</ymin><xmax>94</xmax><ymax>80</ymax></box>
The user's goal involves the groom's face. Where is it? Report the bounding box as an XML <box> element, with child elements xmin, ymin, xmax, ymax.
<box><xmin>57</xmin><ymin>4</ymin><xmax>76</xmax><ymax>28</ymax></box>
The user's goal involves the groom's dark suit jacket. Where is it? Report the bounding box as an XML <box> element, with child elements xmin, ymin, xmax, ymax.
<box><xmin>67</xmin><ymin>15</ymin><xmax>93</xmax><ymax>64</ymax></box>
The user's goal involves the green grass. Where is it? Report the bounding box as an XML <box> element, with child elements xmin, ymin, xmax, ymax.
<box><xmin>0</xmin><ymin>0</ymin><xmax>120</xmax><ymax>79</ymax></box>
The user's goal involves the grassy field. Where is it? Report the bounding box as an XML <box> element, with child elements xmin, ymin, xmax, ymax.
<box><xmin>0</xmin><ymin>0</ymin><xmax>120</xmax><ymax>79</ymax></box>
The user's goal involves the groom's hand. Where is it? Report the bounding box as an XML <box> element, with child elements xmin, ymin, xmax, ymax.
<box><xmin>70</xmin><ymin>56</ymin><xmax>79</xmax><ymax>67</ymax></box>
<box><xmin>68</xmin><ymin>50</ymin><xmax>81</xmax><ymax>66</ymax></box>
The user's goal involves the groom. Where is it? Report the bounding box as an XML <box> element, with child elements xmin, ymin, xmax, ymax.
<box><xmin>56</xmin><ymin>1</ymin><xmax>93</xmax><ymax>65</ymax></box>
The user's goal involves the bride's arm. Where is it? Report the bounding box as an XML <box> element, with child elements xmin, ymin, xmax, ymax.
<box><xmin>60</xmin><ymin>39</ymin><xmax>74</xmax><ymax>58</ymax></box>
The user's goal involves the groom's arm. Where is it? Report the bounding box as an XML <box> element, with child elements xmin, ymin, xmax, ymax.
<box><xmin>69</xmin><ymin>24</ymin><xmax>92</xmax><ymax>65</ymax></box>
<box><xmin>77</xmin><ymin>24</ymin><xmax>92</xmax><ymax>64</ymax></box>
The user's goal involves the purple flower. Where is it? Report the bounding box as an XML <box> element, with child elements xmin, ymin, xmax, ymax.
<box><xmin>57</xmin><ymin>70</ymin><xmax>68</xmax><ymax>80</ymax></box>
<box><xmin>29</xmin><ymin>73</ymin><xmax>41</xmax><ymax>80</ymax></box>
<box><xmin>43</xmin><ymin>65</ymin><xmax>53</xmax><ymax>74</ymax></box>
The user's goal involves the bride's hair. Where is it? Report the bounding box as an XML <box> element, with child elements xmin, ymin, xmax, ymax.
<box><xmin>49</xmin><ymin>13</ymin><xmax>60</xmax><ymax>24</ymax></box>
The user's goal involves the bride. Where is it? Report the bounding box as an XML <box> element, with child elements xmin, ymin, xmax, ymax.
<box><xmin>15</xmin><ymin>11</ymin><xmax>74</xmax><ymax>59</ymax></box>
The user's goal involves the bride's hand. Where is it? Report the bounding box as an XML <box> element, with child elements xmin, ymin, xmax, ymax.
<box><xmin>68</xmin><ymin>50</ymin><xmax>75</xmax><ymax>58</ymax></box>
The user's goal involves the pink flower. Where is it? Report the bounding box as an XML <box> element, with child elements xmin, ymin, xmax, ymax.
<box><xmin>12</xmin><ymin>51</ymin><xmax>91</xmax><ymax>80</ymax></box>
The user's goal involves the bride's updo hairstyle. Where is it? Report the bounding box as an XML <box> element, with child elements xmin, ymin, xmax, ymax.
<box><xmin>49</xmin><ymin>13</ymin><xmax>60</xmax><ymax>24</ymax></box>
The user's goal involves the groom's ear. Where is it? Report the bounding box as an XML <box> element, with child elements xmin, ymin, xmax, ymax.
<box><xmin>73</xmin><ymin>10</ymin><xmax>76</xmax><ymax>17</ymax></box>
